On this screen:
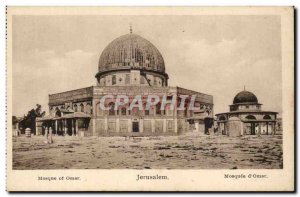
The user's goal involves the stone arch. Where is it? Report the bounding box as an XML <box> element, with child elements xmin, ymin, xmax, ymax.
<box><xmin>245</xmin><ymin>115</ymin><xmax>256</xmax><ymax>120</ymax></box>
<box><xmin>55</xmin><ymin>107</ymin><xmax>61</xmax><ymax>117</ymax></box>
<box><xmin>73</xmin><ymin>104</ymin><xmax>78</xmax><ymax>112</ymax></box>
<box><xmin>263</xmin><ymin>114</ymin><xmax>272</xmax><ymax>120</ymax></box>
<box><xmin>80</xmin><ymin>103</ymin><xmax>84</xmax><ymax>112</ymax></box>
<box><xmin>50</xmin><ymin>106</ymin><xmax>56</xmax><ymax>115</ymax></box>
<box><xmin>219</xmin><ymin>115</ymin><xmax>226</xmax><ymax>121</ymax></box>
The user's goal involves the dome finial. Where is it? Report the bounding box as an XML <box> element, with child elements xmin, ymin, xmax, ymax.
<box><xmin>129</xmin><ymin>24</ymin><xmax>132</xmax><ymax>34</ymax></box>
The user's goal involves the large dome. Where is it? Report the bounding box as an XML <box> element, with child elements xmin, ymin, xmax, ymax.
<box><xmin>98</xmin><ymin>33</ymin><xmax>165</xmax><ymax>74</ymax></box>
<box><xmin>233</xmin><ymin>91</ymin><xmax>258</xmax><ymax>104</ymax></box>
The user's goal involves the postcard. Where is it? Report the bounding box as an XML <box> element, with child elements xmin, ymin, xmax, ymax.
<box><xmin>6</xmin><ymin>6</ymin><xmax>294</xmax><ymax>191</ymax></box>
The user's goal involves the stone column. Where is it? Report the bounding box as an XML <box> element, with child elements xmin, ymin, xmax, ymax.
<box><xmin>127</xmin><ymin>119</ymin><xmax>131</xmax><ymax>133</ymax></box>
<box><xmin>266</xmin><ymin>122</ymin><xmax>269</xmax><ymax>135</ymax></box>
<box><xmin>75</xmin><ymin>119</ymin><xmax>79</xmax><ymax>136</ymax></box>
<box><xmin>251</xmin><ymin>123</ymin><xmax>254</xmax><ymax>135</ymax></box>
<box><xmin>92</xmin><ymin>118</ymin><xmax>96</xmax><ymax>136</ymax></box>
<box><xmin>140</xmin><ymin>119</ymin><xmax>144</xmax><ymax>133</ymax></box>
<box><xmin>49</xmin><ymin>127</ymin><xmax>53</xmax><ymax>143</ymax></box>
<box><xmin>71</xmin><ymin>119</ymin><xmax>74</xmax><ymax>136</ymax></box>
<box><xmin>272</xmin><ymin>122</ymin><xmax>276</xmax><ymax>135</ymax></box>
<box><xmin>57</xmin><ymin>120</ymin><xmax>63</xmax><ymax>135</ymax></box>
<box><xmin>45</xmin><ymin>126</ymin><xmax>49</xmax><ymax>138</ymax></box>
<box><xmin>64</xmin><ymin>120</ymin><xmax>67</xmax><ymax>136</ymax></box>
<box><xmin>104</xmin><ymin>117</ymin><xmax>108</xmax><ymax>133</ymax></box>
<box><xmin>58</xmin><ymin>121</ymin><xmax>61</xmax><ymax>134</ymax></box>
<box><xmin>55</xmin><ymin>120</ymin><xmax>58</xmax><ymax>135</ymax></box>
<box><xmin>194</xmin><ymin>120</ymin><xmax>199</xmax><ymax>132</ymax></box>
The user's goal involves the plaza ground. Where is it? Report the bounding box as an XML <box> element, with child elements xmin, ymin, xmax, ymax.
<box><xmin>12</xmin><ymin>133</ymin><xmax>283</xmax><ymax>169</ymax></box>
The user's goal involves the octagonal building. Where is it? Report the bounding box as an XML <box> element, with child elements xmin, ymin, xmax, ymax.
<box><xmin>36</xmin><ymin>31</ymin><xmax>214</xmax><ymax>136</ymax></box>
<box><xmin>215</xmin><ymin>90</ymin><xmax>278</xmax><ymax>136</ymax></box>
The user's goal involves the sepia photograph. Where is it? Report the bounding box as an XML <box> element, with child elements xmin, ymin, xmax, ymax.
<box><xmin>6</xmin><ymin>6</ymin><xmax>294</xmax><ymax>191</ymax></box>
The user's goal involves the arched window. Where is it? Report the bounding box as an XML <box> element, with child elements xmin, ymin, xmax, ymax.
<box><xmin>108</xmin><ymin>102</ymin><xmax>115</xmax><ymax>116</ymax></box>
<box><xmin>120</xmin><ymin>107</ymin><xmax>126</xmax><ymax>116</ymax></box>
<box><xmin>245</xmin><ymin>115</ymin><xmax>256</xmax><ymax>120</ymax></box>
<box><xmin>156</xmin><ymin>103</ymin><xmax>161</xmax><ymax>115</ymax></box>
<box><xmin>263</xmin><ymin>115</ymin><xmax>272</xmax><ymax>120</ymax></box>
<box><xmin>74</xmin><ymin>104</ymin><xmax>78</xmax><ymax>112</ymax></box>
<box><xmin>80</xmin><ymin>103</ymin><xmax>84</xmax><ymax>112</ymax></box>
<box><xmin>55</xmin><ymin>107</ymin><xmax>61</xmax><ymax>117</ymax></box>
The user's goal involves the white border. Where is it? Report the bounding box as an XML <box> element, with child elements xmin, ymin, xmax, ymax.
<box><xmin>1</xmin><ymin>1</ymin><xmax>298</xmax><ymax>196</ymax></box>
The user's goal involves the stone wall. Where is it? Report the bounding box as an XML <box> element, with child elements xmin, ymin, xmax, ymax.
<box><xmin>97</xmin><ymin>70</ymin><xmax>167</xmax><ymax>87</ymax></box>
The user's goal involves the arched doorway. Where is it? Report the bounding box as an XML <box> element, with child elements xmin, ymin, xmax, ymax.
<box><xmin>54</xmin><ymin>108</ymin><xmax>63</xmax><ymax>135</ymax></box>
<box><xmin>263</xmin><ymin>114</ymin><xmax>272</xmax><ymax>135</ymax></box>
<box><xmin>245</xmin><ymin>115</ymin><xmax>256</xmax><ymax>135</ymax></box>
<box><xmin>218</xmin><ymin>115</ymin><xmax>227</xmax><ymax>135</ymax></box>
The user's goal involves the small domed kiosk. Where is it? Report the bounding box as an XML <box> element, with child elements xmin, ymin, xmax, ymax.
<box><xmin>216</xmin><ymin>89</ymin><xmax>278</xmax><ymax>136</ymax></box>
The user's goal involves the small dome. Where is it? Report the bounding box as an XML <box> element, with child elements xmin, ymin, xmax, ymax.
<box><xmin>98</xmin><ymin>33</ymin><xmax>165</xmax><ymax>74</ymax></box>
<box><xmin>233</xmin><ymin>91</ymin><xmax>258</xmax><ymax>104</ymax></box>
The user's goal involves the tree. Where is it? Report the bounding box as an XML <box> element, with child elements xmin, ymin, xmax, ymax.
<box><xmin>18</xmin><ymin>104</ymin><xmax>45</xmax><ymax>134</ymax></box>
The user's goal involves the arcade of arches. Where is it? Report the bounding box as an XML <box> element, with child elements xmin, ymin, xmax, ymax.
<box><xmin>216</xmin><ymin>90</ymin><xmax>278</xmax><ymax>136</ymax></box>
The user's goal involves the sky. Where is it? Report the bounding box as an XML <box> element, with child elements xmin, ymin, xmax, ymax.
<box><xmin>12</xmin><ymin>15</ymin><xmax>282</xmax><ymax>117</ymax></box>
